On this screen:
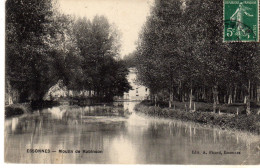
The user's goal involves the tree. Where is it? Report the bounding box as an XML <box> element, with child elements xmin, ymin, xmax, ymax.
<box><xmin>123</xmin><ymin>51</ymin><xmax>137</xmax><ymax>68</ymax></box>
<box><xmin>6</xmin><ymin>0</ymin><xmax>58</xmax><ymax>101</ymax></box>
<box><xmin>136</xmin><ymin>0</ymin><xmax>260</xmax><ymax>113</ymax></box>
<box><xmin>6</xmin><ymin>0</ymin><xmax>85</xmax><ymax>101</ymax></box>
<box><xmin>72</xmin><ymin>15</ymin><xmax>130</xmax><ymax>100</ymax></box>
<box><xmin>136</xmin><ymin>0</ymin><xmax>187</xmax><ymax>107</ymax></box>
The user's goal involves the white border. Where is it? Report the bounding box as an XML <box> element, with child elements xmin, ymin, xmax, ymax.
<box><xmin>1</xmin><ymin>0</ymin><xmax>260</xmax><ymax>167</ymax></box>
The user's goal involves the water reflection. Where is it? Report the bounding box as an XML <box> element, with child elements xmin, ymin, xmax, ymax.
<box><xmin>5</xmin><ymin>101</ymin><xmax>260</xmax><ymax>164</ymax></box>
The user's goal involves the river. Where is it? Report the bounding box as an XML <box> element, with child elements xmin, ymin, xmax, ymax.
<box><xmin>4</xmin><ymin>101</ymin><xmax>260</xmax><ymax>164</ymax></box>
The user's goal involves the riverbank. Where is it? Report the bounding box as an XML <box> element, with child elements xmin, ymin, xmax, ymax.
<box><xmin>134</xmin><ymin>102</ymin><xmax>260</xmax><ymax>134</ymax></box>
<box><xmin>5</xmin><ymin>103</ymin><xmax>32</xmax><ymax>118</ymax></box>
<box><xmin>5</xmin><ymin>100</ymin><xmax>60</xmax><ymax>118</ymax></box>
<box><xmin>5</xmin><ymin>97</ymin><xmax>116</xmax><ymax>118</ymax></box>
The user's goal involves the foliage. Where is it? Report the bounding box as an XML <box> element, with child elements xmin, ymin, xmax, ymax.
<box><xmin>72</xmin><ymin>16</ymin><xmax>131</xmax><ymax>100</ymax></box>
<box><xmin>6</xmin><ymin>0</ymin><xmax>131</xmax><ymax>102</ymax></box>
<box><xmin>123</xmin><ymin>51</ymin><xmax>138</xmax><ymax>68</ymax></box>
<box><xmin>136</xmin><ymin>0</ymin><xmax>260</xmax><ymax>105</ymax></box>
<box><xmin>6</xmin><ymin>0</ymin><xmax>59</xmax><ymax>101</ymax></box>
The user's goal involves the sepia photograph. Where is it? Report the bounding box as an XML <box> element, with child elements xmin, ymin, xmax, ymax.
<box><xmin>4</xmin><ymin>0</ymin><xmax>260</xmax><ymax>165</ymax></box>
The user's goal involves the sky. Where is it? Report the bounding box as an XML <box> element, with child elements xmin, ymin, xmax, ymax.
<box><xmin>57</xmin><ymin>0</ymin><xmax>154</xmax><ymax>57</ymax></box>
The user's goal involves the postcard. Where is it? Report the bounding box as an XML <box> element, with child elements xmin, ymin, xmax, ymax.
<box><xmin>4</xmin><ymin>0</ymin><xmax>260</xmax><ymax>164</ymax></box>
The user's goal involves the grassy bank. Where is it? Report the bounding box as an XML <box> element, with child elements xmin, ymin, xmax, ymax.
<box><xmin>135</xmin><ymin>101</ymin><xmax>260</xmax><ymax>134</ymax></box>
<box><xmin>140</xmin><ymin>100</ymin><xmax>260</xmax><ymax>115</ymax></box>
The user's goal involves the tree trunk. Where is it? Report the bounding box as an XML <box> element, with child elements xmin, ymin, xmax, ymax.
<box><xmin>251</xmin><ymin>84</ymin><xmax>254</xmax><ymax>101</ymax></box>
<box><xmin>177</xmin><ymin>82</ymin><xmax>180</xmax><ymax>101</ymax></box>
<box><xmin>169</xmin><ymin>90</ymin><xmax>173</xmax><ymax>108</ymax></box>
<box><xmin>234</xmin><ymin>85</ymin><xmax>237</xmax><ymax>103</ymax></box>
<box><xmin>253</xmin><ymin>85</ymin><xmax>257</xmax><ymax>101</ymax></box>
<box><xmin>213</xmin><ymin>85</ymin><xmax>218</xmax><ymax>113</ymax></box>
<box><xmin>189</xmin><ymin>87</ymin><xmax>193</xmax><ymax>110</ymax></box>
<box><xmin>155</xmin><ymin>94</ymin><xmax>158</xmax><ymax>107</ymax></box>
<box><xmin>245</xmin><ymin>95</ymin><xmax>250</xmax><ymax>115</ymax></box>
<box><xmin>246</xmin><ymin>80</ymin><xmax>251</xmax><ymax>115</ymax></box>
<box><xmin>228</xmin><ymin>94</ymin><xmax>232</xmax><ymax>104</ymax></box>
<box><xmin>202</xmin><ymin>87</ymin><xmax>206</xmax><ymax>101</ymax></box>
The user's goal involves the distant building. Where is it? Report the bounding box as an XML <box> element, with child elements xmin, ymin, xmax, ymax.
<box><xmin>44</xmin><ymin>80</ymin><xmax>94</xmax><ymax>100</ymax></box>
<box><xmin>123</xmin><ymin>68</ymin><xmax>149</xmax><ymax>100</ymax></box>
<box><xmin>44</xmin><ymin>80</ymin><xmax>68</xmax><ymax>100</ymax></box>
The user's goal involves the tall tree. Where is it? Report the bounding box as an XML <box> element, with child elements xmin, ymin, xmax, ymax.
<box><xmin>6</xmin><ymin>0</ymin><xmax>58</xmax><ymax>101</ymax></box>
<box><xmin>136</xmin><ymin>0</ymin><xmax>260</xmax><ymax>112</ymax></box>
<box><xmin>73</xmin><ymin>15</ymin><xmax>130</xmax><ymax>100</ymax></box>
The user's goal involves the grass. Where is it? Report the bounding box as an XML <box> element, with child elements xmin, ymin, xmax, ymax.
<box><xmin>140</xmin><ymin>100</ymin><xmax>260</xmax><ymax>115</ymax></box>
<box><xmin>135</xmin><ymin>101</ymin><xmax>260</xmax><ymax>134</ymax></box>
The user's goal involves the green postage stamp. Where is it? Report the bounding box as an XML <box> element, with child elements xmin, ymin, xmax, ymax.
<box><xmin>224</xmin><ymin>0</ymin><xmax>259</xmax><ymax>42</ymax></box>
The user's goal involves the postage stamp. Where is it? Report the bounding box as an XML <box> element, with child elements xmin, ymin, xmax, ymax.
<box><xmin>224</xmin><ymin>0</ymin><xmax>259</xmax><ymax>42</ymax></box>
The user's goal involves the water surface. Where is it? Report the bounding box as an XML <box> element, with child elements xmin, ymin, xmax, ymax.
<box><xmin>4</xmin><ymin>101</ymin><xmax>260</xmax><ymax>164</ymax></box>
